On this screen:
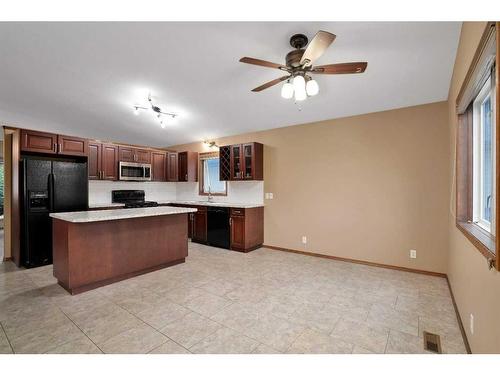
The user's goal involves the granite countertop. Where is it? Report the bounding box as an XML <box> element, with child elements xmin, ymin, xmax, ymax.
<box><xmin>50</xmin><ymin>206</ymin><xmax>197</xmax><ymax>223</ymax></box>
<box><xmin>157</xmin><ymin>200</ymin><xmax>264</xmax><ymax>208</ymax></box>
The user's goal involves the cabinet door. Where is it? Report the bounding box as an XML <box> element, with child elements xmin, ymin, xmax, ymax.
<box><xmin>119</xmin><ymin>146</ymin><xmax>135</xmax><ymax>162</ymax></box>
<box><xmin>58</xmin><ymin>135</ymin><xmax>88</xmax><ymax>157</ymax></box>
<box><xmin>230</xmin><ymin>144</ymin><xmax>243</xmax><ymax>180</ymax></box>
<box><xmin>151</xmin><ymin>151</ymin><xmax>167</xmax><ymax>181</ymax></box>
<box><xmin>21</xmin><ymin>130</ymin><xmax>58</xmax><ymax>154</ymax></box>
<box><xmin>230</xmin><ymin>215</ymin><xmax>246</xmax><ymax>249</ymax></box>
<box><xmin>167</xmin><ymin>152</ymin><xmax>178</xmax><ymax>181</ymax></box>
<box><xmin>136</xmin><ymin>149</ymin><xmax>152</xmax><ymax>164</ymax></box>
<box><xmin>193</xmin><ymin>210</ymin><xmax>207</xmax><ymax>243</ymax></box>
<box><xmin>101</xmin><ymin>144</ymin><xmax>119</xmax><ymax>180</ymax></box>
<box><xmin>88</xmin><ymin>142</ymin><xmax>102</xmax><ymax>180</ymax></box>
<box><xmin>178</xmin><ymin>152</ymin><xmax>188</xmax><ymax>181</ymax></box>
<box><xmin>242</xmin><ymin>143</ymin><xmax>254</xmax><ymax>179</ymax></box>
<box><xmin>188</xmin><ymin>212</ymin><xmax>194</xmax><ymax>239</ymax></box>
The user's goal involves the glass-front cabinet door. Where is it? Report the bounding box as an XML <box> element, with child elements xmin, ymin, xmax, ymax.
<box><xmin>243</xmin><ymin>143</ymin><xmax>253</xmax><ymax>179</ymax></box>
<box><xmin>231</xmin><ymin>144</ymin><xmax>242</xmax><ymax>179</ymax></box>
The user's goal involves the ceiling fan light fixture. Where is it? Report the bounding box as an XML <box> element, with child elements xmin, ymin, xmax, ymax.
<box><xmin>306</xmin><ymin>79</ymin><xmax>319</xmax><ymax>96</ymax></box>
<box><xmin>281</xmin><ymin>81</ymin><xmax>294</xmax><ymax>99</ymax></box>
<box><xmin>293</xmin><ymin>75</ymin><xmax>307</xmax><ymax>101</ymax></box>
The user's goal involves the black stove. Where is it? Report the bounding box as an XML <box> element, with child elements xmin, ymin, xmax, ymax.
<box><xmin>111</xmin><ymin>190</ymin><xmax>158</xmax><ymax>209</ymax></box>
<box><xmin>124</xmin><ymin>200</ymin><xmax>159</xmax><ymax>209</ymax></box>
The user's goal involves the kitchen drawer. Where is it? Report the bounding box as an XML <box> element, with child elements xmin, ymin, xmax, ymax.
<box><xmin>230</xmin><ymin>208</ymin><xmax>245</xmax><ymax>216</ymax></box>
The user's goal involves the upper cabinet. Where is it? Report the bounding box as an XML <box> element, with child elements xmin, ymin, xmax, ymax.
<box><xmin>19</xmin><ymin>128</ymin><xmax>198</xmax><ymax>184</ymax></box>
<box><xmin>21</xmin><ymin>130</ymin><xmax>58</xmax><ymax>154</ymax></box>
<box><xmin>167</xmin><ymin>152</ymin><xmax>178</xmax><ymax>181</ymax></box>
<box><xmin>118</xmin><ymin>146</ymin><xmax>151</xmax><ymax>163</ymax></box>
<box><xmin>178</xmin><ymin>151</ymin><xmax>198</xmax><ymax>182</ymax></box>
<box><xmin>21</xmin><ymin>130</ymin><xmax>88</xmax><ymax>157</ymax></box>
<box><xmin>88</xmin><ymin>142</ymin><xmax>118</xmax><ymax>180</ymax></box>
<box><xmin>220</xmin><ymin>142</ymin><xmax>263</xmax><ymax>181</ymax></box>
<box><xmin>167</xmin><ymin>151</ymin><xmax>198</xmax><ymax>182</ymax></box>
<box><xmin>151</xmin><ymin>151</ymin><xmax>167</xmax><ymax>182</ymax></box>
<box><xmin>58</xmin><ymin>135</ymin><xmax>88</xmax><ymax>157</ymax></box>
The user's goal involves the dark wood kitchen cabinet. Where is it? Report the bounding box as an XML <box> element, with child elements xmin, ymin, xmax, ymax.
<box><xmin>119</xmin><ymin>146</ymin><xmax>151</xmax><ymax>163</ymax></box>
<box><xmin>57</xmin><ymin>135</ymin><xmax>88</xmax><ymax>157</ymax></box>
<box><xmin>178</xmin><ymin>151</ymin><xmax>198</xmax><ymax>182</ymax></box>
<box><xmin>230</xmin><ymin>207</ymin><xmax>264</xmax><ymax>252</ymax></box>
<box><xmin>88</xmin><ymin>141</ymin><xmax>118</xmax><ymax>180</ymax></box>
<box><xmin>220</xmin><ymin>142</ymin><xmax>263</xmax><ymax>181</ymax></box>
<box><xmin>21</xmin><ymin>129</ymin><xmax>58</xmax><ymax>154</ymax></box>
<box><xmin>151</xmin><ymin>151</ymin><xmax>167</xmax><ymax>181</ymax></box>
<box><xmin>21</xmin><ymin>130</ymin><xmax>88</xmax><ymax>157</ymax></box>
<box><xmin>192</xmin><ymin>206</ymin><xmax>207</xmax><ymax>243</ymax></box>
<box><xmin>167</xmin><ymin>152</ymin><xmax>178</xmax><ymax>181</ymax></box>
<box><xmin>101</xmin><ymin>143</ymin><xmax>119</xmax><ymax>180</ymax></box>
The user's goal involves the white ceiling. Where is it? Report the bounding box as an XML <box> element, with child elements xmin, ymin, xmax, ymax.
<box><xmin>0</xmin><ymin>22</ymin><xmax>461</xmax><ymax>147</ymax></box>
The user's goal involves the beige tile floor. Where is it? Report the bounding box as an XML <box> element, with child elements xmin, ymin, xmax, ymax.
<box><xmin>0</xmin><ymin>242</ymin><xmax>467</xmax><ymax>354</ymax></box>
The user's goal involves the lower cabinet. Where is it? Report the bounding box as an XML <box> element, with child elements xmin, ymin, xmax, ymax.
<box><xmin>192</xmin><ymin>207</ymin><xmax>207</xmax><ymax>243</ymax></box>
<box><xmin>168</xmin><ymin>203</ymin><xmax>263</xmax><ymax>252</ymax></box>
<box><xmin>229</xmin><ymin>207</ymin><xmax>264</xmax><ymax>252</ymax></box>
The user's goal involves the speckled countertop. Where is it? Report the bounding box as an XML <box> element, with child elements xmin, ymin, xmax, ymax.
<box><xmin>157</xmin><ymin>200</ymin><xmax>264</xmax><ymax>208</ymax></box>
<box><xmin>50</xmin><ymin>206</ymin><xmax>197</xmax><ymax>223</ymax></box>
<box><xmin>88</xmin><ymin>201</ymin><xmax>264</xmax><ymax>209</ymax></box>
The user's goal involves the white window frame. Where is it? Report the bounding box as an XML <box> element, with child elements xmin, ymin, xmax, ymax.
<box><xmin>472</xmin><ymin>76</ymin><xmax>496</xmax><ymax>233</ymax></box>
<box><xmin>200</xmin><ymin>157</ymin><xmax>227</xmax><ymax>195</ymax></box>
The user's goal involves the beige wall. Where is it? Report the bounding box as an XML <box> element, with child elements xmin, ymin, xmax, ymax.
<box><xmin>447</xmin><ymin>22</ymin><xmax>500</xmax><ymax>354</ymax></box>
<box><xmin>174</xmin><ymin>101</ymin><xmax>450</xmax><ymax>273</ymax></box>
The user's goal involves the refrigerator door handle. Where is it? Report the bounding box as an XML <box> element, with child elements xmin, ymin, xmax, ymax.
<box><xmin>49</xmin><ymin>173</ymin><xmax>55</xmax><ymax>212</ymax></box>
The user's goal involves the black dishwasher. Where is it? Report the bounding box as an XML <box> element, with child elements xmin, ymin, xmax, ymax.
<box><xmin>207</xmin><ymin>207</ymin><xmax>230</xmax><ymax>249</ymax></box>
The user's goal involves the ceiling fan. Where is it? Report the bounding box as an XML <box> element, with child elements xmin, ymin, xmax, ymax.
<box><xmin>239</xmin><ymin>31</ymin><xmax>368</xmax><ymax>101</ymax></box>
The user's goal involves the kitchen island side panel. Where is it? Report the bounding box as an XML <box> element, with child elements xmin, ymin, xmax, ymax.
<box><xmin>52</xmin><ymin>214</ymin><xmax>188</xmax><ymax>294</ymax></box>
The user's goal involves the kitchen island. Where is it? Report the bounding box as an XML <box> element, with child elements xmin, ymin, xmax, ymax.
<box><xmin>50</xmin><ymin>206</ymin><xmax>197</xmax><ymax>294</ymax></box>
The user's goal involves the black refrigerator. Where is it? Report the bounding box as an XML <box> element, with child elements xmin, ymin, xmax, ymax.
<box><xmin>21</xmin><ymin>156</ymin><xmax>88</xmax><ymax>268</ymax></box>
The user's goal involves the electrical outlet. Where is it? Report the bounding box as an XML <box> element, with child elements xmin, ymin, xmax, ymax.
<box><xmin>269</xmin><ymin>193</ymin><xmax>274</xmax><ymax>199</ymax></box>
<box><xmin>470</xmin><ymin>313</ymin><xmax>474</xmax><ymax>335</ymax></box>
<box><xmin>302</xmin><ymin>236</ymin><xmax>307</xmax><ymax>244</ymax></box>
<box><xmin>265</xmin><ymin>193</ymin><xmax>274</xmax><ymax>200</ymax></box>
<box><xmin>410</xmin><ymin>249</ymin><xmax>417</xmax><ymax>259</ymax></box>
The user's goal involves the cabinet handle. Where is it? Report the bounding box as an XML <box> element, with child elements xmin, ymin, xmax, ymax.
<box><xmin>102</xmin><ymin>170</ymin><xmax>105</xmax><ymax>179</ymax></box>
<box><xmin>59</xmin><ymin>144</ymin><xmax>62</xmax><ymax>152</ymax></box>
<box><xmin>185</xmin><ymin>174</ymin><xmax>188</xmax><ymax>180</ymax></box>
<box><xmin>53</xmin><ymin>143</ymin><xmax>57</xmax><ymax>152</ymax></box>
<box><xmin>229</xmin><ymin>217</ymin><xmax>232</xmax><ymax>226</ymax></box>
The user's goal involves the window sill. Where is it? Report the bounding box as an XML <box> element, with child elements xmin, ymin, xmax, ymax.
<box><xmin>456</xmin><ymin>220</ymin><xmax>496</xmax><ymax>263</ymax></box>
<box><xmin>199</xmin><ymin>192</ymin><xmax>227</xmax><ymax>197</ymax></box>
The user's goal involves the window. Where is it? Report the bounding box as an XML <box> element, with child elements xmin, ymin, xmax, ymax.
<box><xmin>472</xmin><ymin>77</ymin><xmax>495</xmax><ymax>233</ymax></box>
<box><xmin>455</xmin><ymin>22</ymin><xmax>498</xmax><ymax>268</ymax></box>
<box><xmin>199</xmin><ymin>153</ymin><xmax>227</xmax><ymax>196</ymax></box>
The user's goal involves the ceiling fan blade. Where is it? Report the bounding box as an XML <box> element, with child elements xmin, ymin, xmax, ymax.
<box><xmin>300</xmin><ymin>30</ymin><xmax>336</xmax><ymax>67</ymax></box>
<box><xmin>251</xmin><ymin>75</ymin><xmax>290</xmax><ymax>92</ymax></box>
<box><xmin>240</xmin><ymin>57</ymin><xmax>288</xmax><ymax>71</ymax></box>
<box><xmin>312</xmin><ymin>62</ymin><xmax>368</xmax><ymax>74</ymax></box>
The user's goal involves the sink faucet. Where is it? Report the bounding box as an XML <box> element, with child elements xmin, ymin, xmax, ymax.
<box><xmin>207</xmin><ymin>187</ymin><xmax>214</xmax><ymax>202</ymax></box>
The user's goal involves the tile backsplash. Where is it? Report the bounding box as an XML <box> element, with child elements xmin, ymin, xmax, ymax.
<box><xmin>89</xmin><ymin>181</ymin><xmax>176</xmax><ymax>204</ymax></box>
<box><xmin>89</xmin><ymin>180</ymin><xmax>264</xmax><ymax>205</ymax></box>
<box><xmin>176</xmin><ymin>181</ymin><xmax>264</xmax><ymax>204</ymax></box>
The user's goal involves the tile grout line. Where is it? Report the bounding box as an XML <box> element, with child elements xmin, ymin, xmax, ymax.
<box><xmin>116</xmin><ymin>301</ymin><xmax>195</xmax><ymax>354</ymax></box>
<box><xmin>50</xmin><ymin>303</ymin><xmax>105</xmax><ymax>354</ymax></box>
<box><xmin>0</xmin><ymin>321</ymin><xmax>15</xmax><ymax>354</ymax></box>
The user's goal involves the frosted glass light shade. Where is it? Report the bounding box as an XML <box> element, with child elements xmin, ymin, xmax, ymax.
<box><xmin>306</xmin><ymin>79</ymin><xmax>319</xmax><ymax>96</ymax></box>
<box><xmin>281</xmin><ymin>82</ymin><xmax>294</xmax><ymax>99</ymax></box>
<box><xmin>293</xmin><ymin>75</ymin><xmax>307</xmax><ymax>101</ymax></box>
